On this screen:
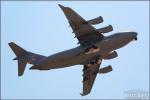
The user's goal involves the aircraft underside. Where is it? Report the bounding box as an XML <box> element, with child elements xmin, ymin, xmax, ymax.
<box><xmin>8</xmin><ymin>4</ymin><xmax>137</xmax><ymax>96</ymax></box>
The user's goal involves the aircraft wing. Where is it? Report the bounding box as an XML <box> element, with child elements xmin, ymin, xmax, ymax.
<box><xmin>59</xmin><ymin>4</ymin><xmax>104</xmax><ymax>47</ymax></box>
<box><xmin>81</xmin><ymin>59</ymin><xmax>102</xmax><ymax>96</ymax></box>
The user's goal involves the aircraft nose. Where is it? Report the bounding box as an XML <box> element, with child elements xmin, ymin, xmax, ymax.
<box><xmin>132</xmin><ymin>32</ymin><xmax>138</xmax><ymax>36</ymax></box>
<box><xmin>131</xmin><ymin>32</ymin><xmax>138</xmax><ymax>40</ymax></box>
<box><xmin>126</xmin><ymin>32</ymin><xmax>137</xmax><ymax>41</ymax></box>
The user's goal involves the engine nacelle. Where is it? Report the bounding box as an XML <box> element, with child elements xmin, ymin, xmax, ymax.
<box><xmin>104</xmin><ymin>51</ymin><xmax>118</xmax><ymax>60</ymax></box>
<box><xmin>99</xmin><ymin>65</ymin><xmax>112</xmax><ymax>74</ymax></box>
<box><xmin>87</xmin><ymin>16</ymin><xmax>103</xmax><ymax>25</ymax></box>
<box><xmin>97</xmin><ymin>25</ymin><xmax>113</xmax><ymax>34</ymax></box>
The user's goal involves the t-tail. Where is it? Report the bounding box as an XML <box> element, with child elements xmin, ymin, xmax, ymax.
<box><xmin>8</xmin><ymin>42</ymin><xmax>45</xmax><ymax>76</ymax></box>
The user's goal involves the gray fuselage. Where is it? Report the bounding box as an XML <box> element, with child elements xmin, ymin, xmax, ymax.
<box><xmin>33</xmin><ymin>32</ymin><xmax>137</xmax><ymax>70</ymax></box>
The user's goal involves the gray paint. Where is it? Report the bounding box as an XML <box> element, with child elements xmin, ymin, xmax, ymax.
<box><xmin>31</xmin><ymin>32</ymin><xmax>137</xmax><ymax>70</ymax></box>
<box><xmin>8</xmin><ymin>4</ymin><xmax>138</xmax><ymax>96</ymax></box>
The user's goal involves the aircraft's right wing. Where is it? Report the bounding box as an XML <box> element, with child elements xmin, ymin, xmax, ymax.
<box><xmin>59</xmin><ymin>4</ymin><xmax>104</xmax><ymax>47</ymax></box>
<box><xmin>81</xmin><ymin>59</ymin><xmax>102</xmax><ymax>96</ymax></box>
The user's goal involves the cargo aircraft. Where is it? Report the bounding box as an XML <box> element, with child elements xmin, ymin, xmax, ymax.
<box><xmin>9</xmin><ymin>4</ymin><xmax>137</xmax><ymax>96</ymax></box>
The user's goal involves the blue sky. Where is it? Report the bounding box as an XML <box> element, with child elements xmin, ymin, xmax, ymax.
<box><xmin>1</xmin><ymin>1</ymin><xmax>149</xmax><ymax>99</ymax></box>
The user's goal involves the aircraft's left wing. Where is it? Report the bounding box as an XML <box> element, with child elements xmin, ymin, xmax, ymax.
<box><xmin>81</xmin><ymin>59</ymin><xmax>102</xmax><ymax>96</ymax></box>
<box><xmin>59</xmin><ymin>4</ymin><xmax>104</xmax><ymax>47</ymax></box>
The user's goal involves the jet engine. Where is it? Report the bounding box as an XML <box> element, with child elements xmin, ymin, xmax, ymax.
<box><xmin>99</xmin><ymin>65</ymin><xmax>112</xmax><ymax>74</ymax></box>
<box><xmin>97</xmin><ymin>25</ymin><xmax>113</xmax><ymax>34</ymax></box>
<box><xmin>87</xmin><ymin>16</ymin><xmax>103</xmax><ymax>25</ymax></box>
<box><xmin>104</xmin><ymin>51</ymin><xmax>118</xmax><ymax>60</ymax></box>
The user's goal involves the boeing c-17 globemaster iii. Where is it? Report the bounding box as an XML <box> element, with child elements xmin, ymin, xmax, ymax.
<box><xmin>9</xmin><ymin>4</ymin><xmax>137</xmax><ymax>96</ymax></box>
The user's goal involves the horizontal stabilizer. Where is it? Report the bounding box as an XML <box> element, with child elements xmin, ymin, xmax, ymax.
<box><xmin>8</xmin><ymin>42</ymin><xmax>27</xmax><ymax>57</ymax></box>
<box><xmin>9</xmin><ymin>42</ymin><xmax>46</xmax><ymax>76</ymax></box>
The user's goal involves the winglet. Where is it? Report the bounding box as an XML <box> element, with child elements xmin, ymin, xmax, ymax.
<box><xmin>58</xmin><ymin>4</ymin><xmax>65</xmax><ymax>10</ymax></box>
<box><xmin>80</xmin><ymin>93</ymin><xmax>88</xmax><ymax>96</ymax></box>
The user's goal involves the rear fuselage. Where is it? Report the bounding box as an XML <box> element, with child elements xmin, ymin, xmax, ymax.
<box><xmin>31</xmin><ymin>32</ymin><xmax>137</xmax><ymax>70</ymax></box>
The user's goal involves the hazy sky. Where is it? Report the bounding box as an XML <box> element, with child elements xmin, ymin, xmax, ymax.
<box><xmin>1</xmin><ymin>1</ymin><xmax>149</xmax><ymax>99</ymax></box>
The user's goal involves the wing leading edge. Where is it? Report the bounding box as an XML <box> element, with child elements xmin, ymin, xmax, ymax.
<box><xmin>58</xmin><ymin>4</ymin><xmax>104</xmax><ymax>47</ymax></box>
